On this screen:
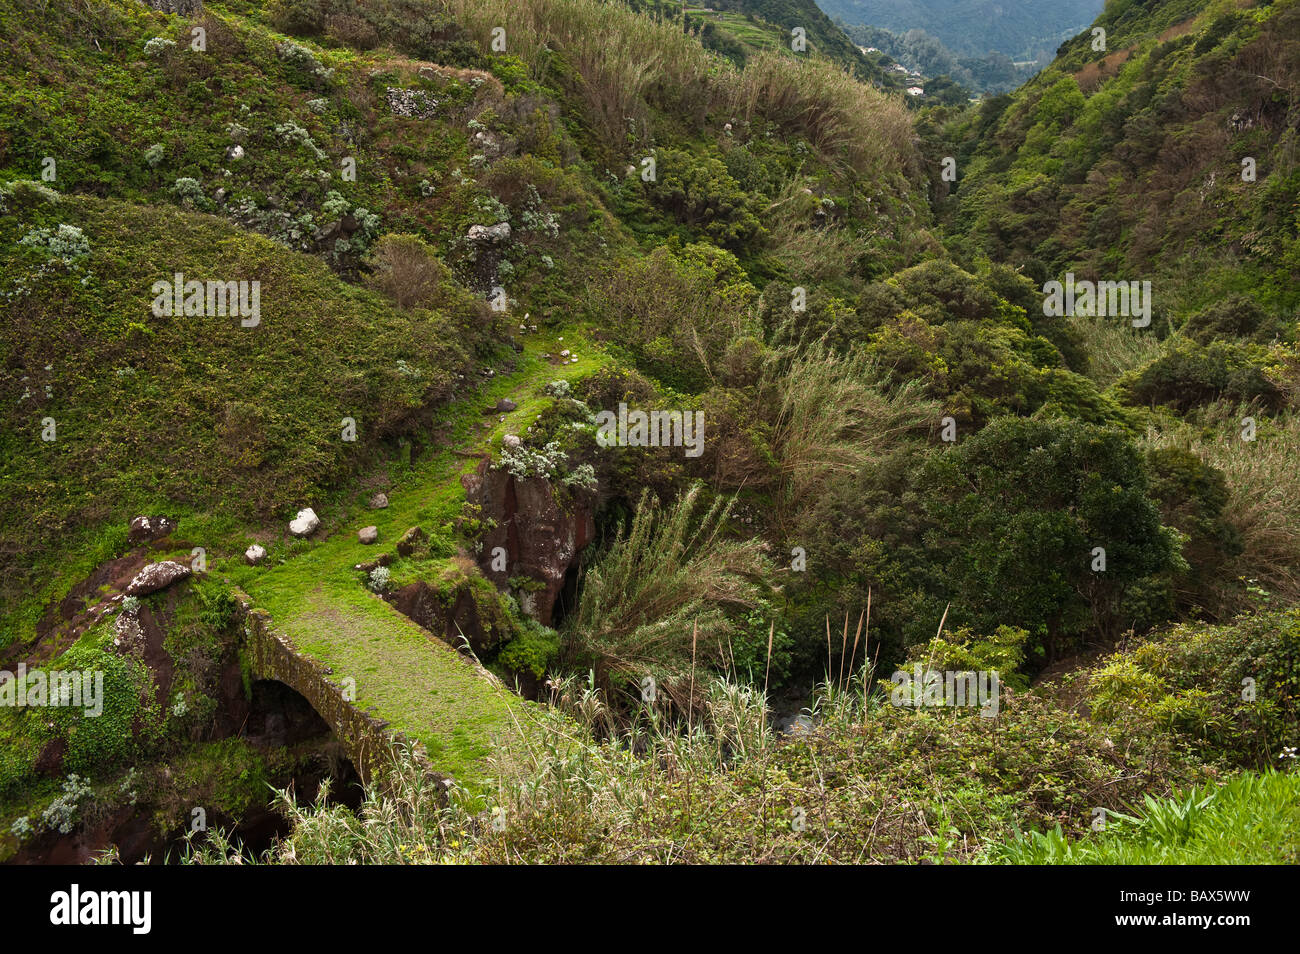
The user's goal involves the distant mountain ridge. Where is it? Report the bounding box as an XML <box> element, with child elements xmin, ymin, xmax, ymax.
<box><xmin>815</xmin><ymin>0</ymin><xmax>1105</xmax><ymax>60</ymax></box>
<box><xmin>947</xmin><ymin>0</ymin><xmax>1300</xmax><ymax>316</ymax></box>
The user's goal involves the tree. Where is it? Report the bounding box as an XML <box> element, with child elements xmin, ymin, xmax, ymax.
<box><xmin>919</xmin><ymin>416</ymin><xmax>1182</xmax><ymax>662</ymax></box>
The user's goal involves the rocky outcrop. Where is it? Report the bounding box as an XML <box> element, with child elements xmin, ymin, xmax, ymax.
<box><xmin>128</xmin><ymin>515</ymin><xmax>176</xmax><ymax>546</ymax></box>
<box><xmin>387</xmin><ymin>577</ymin><xmax>513</xmax><ymax>657</ymax></box>
<box><xmin>385</xmin><ymin>87</ymin><xmax>439</xmax><ymax>119</ymax></box>
<box><xmin>125</xmin><ymin>560</ymin><xmax>191</xmax><ymax>596</ymax></box>
<box><xmin>140</xmin><ymin>0</ymin><xmax>202</xmax><ymax>14</ymax></box>
<box><xmin>466</xmin><ymin>222</ymin><xmax>511</xmax><ymax>244</ymax></box>
<box><xmin>463</xmin><ymin>462</ymin><xmax>596</xmax><ymax>626</ymax></box>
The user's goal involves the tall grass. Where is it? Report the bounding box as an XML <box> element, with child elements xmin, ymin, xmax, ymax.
<box><xmin>759</xmin><ymin>343</ymin><xmax>937</xmax><ymax>537</ymax></box>
<box><xmin>1144</xmin><ymin>409</ymin><xmax>1300</xmax><ymax>605</ymax></box>
<box><xmin>444</xmin><ymin>0</ymin><xmax>715</xmax><ymax>144</ymax></box>
<box><xmin>762</xmin><ymin>176</ymin><xmax>866</xmax><ymax>283</ymax></box>
<box><xmin>562</xmin><ymin>483</ymin><xmax>772</xmax><ymax>708</ymax></box>
<box><xmin>441</xmin><ymin>0</ymin><xmax>917</xmax><ymax>181</ymax></box>
<box><xmin>1068</xmin><ymin>313</ymin><xmax>1169</xmax><ymax>387</ymax></box>
<box><xmin>727</xmin><ymin>51</ymin><xmax>917</xmax><ymax>181</ymax></box>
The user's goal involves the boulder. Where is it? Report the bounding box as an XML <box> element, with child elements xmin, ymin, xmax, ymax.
<box><xmin>496</xmin><ymin>398</ymin><xmax>518</xmax><ymax>413</ymax></box>
<box><xmin>125</xmin><ymin>561</ymin><xmax>191</xmax><ymax>597</ymax></box>
<box><xmin>128</xmin><ymin>515</ymin><xmax>176</xmax><ymax>546</ymax></box>
<box><xmin>502</xmin><ymin>434</ymin><xmax>522</xmax><ymax>449</ymax></box>
<box><xmin>289</xmin><ymin>508</ymin><xmax>320</xmax><ymax>537</ymax></box>
<box><xmin>466</xmin><ymin>222</ymin><xmax>511</xmax><ymax>244</ymax></box>
<box><xmin>245</xmin><ymin>544</ymin><xmax>267</xmax><ymax>565</ymax></box>
<box><xmin>368</xmin><ymin>492</ymin><xmax>389</xmax><ymax>509</ymax></box>
<box><xmin>359</xmin><ymin>526</ymin><xmax>378</xmax><ymax>545</ymax></box>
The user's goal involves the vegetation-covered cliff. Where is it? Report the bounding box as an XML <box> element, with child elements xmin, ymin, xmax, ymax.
<box><xmin>0</xmin><ymin>0</ymin><xmax>1296</xmax><ymax>867</ymax></box>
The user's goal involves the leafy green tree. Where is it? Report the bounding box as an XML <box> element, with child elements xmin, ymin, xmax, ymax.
<box><xmin>650</xmin><ymin>148</ymin><xmax>764</xmax><ymax>251</ymax></box>
<box><xmin>920</xmin><ymin>416</ymin><xmax>1183</xmax><ymax>662</ymax></box>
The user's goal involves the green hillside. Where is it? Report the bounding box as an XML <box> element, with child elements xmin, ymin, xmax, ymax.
<box><xmin>0</xmin><ymin>0</ymin><xmax>1296</xmax><ymax>870</ymax></box>
<box><xmin>946</xmin><ymin>0</ymin><xmax>1300</xmax><ymax>312</ymax></box>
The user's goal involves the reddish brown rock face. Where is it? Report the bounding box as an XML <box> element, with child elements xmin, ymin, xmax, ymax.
<box><xmin>465</xmin><ymin>462</ymin><xmax>596</xmax><ymax>626</ymax></box>
<box><xmin>387</xmin><ymin>581</ymin><xmax>508</xmax><ymax>657</ymax></box>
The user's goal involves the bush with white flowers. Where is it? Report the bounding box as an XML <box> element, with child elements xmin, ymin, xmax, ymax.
<box><xmin>498</xmin><ymin>440</ymin><xmax>567</xmax><ymax>480</ymax></box>
<box><xmin>19</xmin><ymin>223</ymin><xmax>90</xmax><ymax>263</ymax></box>
<box><xmin>144</xmin><ymin>36</ymin><xmax>176</xmax><ymax>57</ymax></box>
<box><xmin>368</xmin><ymin>566</ymin><xmax>391</xmax><ymax>593</ymax></box>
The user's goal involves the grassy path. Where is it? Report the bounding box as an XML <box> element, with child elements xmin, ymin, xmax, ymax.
<box><xmin>232</xmin><ymin>327</ymin><xmax>607</xmax><ymax>789</ymax></box>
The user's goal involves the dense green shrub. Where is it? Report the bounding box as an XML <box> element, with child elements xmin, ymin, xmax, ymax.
<box><xmin>1182</xmin><ymin>295</ymin><xmax>1284</xmax><ymax>346</ymax></box>
<box><xmin>497</xmin><ymin>618</ymin><xmax>562</xmax><ymax>681</ymax></box>
<box><xmin>646</xmin><ymin>148</ymin><xmax>765</xmax><ymax>252</ymax></box>
<box><xmin>904</xmin><ymin>625</ymin><xmax>1032</xmax><ymax>691</ymax></box>
<box><xmin>1144</xmin><ymin>447</ymin><xmax>1242</xmax><ymax>615</ymax></box>
<box><xmin>1082</xmin><ymin>608</ymin><xmax>1300</xmax><ymax>770</ymax></box>
<box><xmin>919</xmin><ymin>416</ymin><xmax>1183</xmax><ymax>662</ymax></box>
<box><xmin>1117</xmin><ymin>341</ymin><xmax>1286</xmax><ymax>413</ymax></box>
<box><xmin>592</xmin><ymin>242</ymin><xmax>759</xmax><ymax>392</ymax></box>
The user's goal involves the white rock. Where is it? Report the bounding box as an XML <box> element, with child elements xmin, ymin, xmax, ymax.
<box><xmin>289</xmin><ymin>508</ymin><xmax>320</xmax><ymax>537</ymax></box>
<box><xmin>358</xmin><ymin>526</ymin><xmax>378</xmax><ymax>545</ymax></box>
<box><xmin>125</xmin><ymin>561</ymin><xmax>191</xmax><ymax>596</ymax></box>
<box><xmin>503</xmin><ymin>434</ymin><xmax>521</xmax><ymax>448</ymax></box>
<box><xmin>466</xmin><ymin>222</ymin><xmax>511</xmax><ymax>243</ymax></box>
<box><xmin>245</xmin><ymin>544</ymin><xmax>267</xmax><ymax>565</ymax></box>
